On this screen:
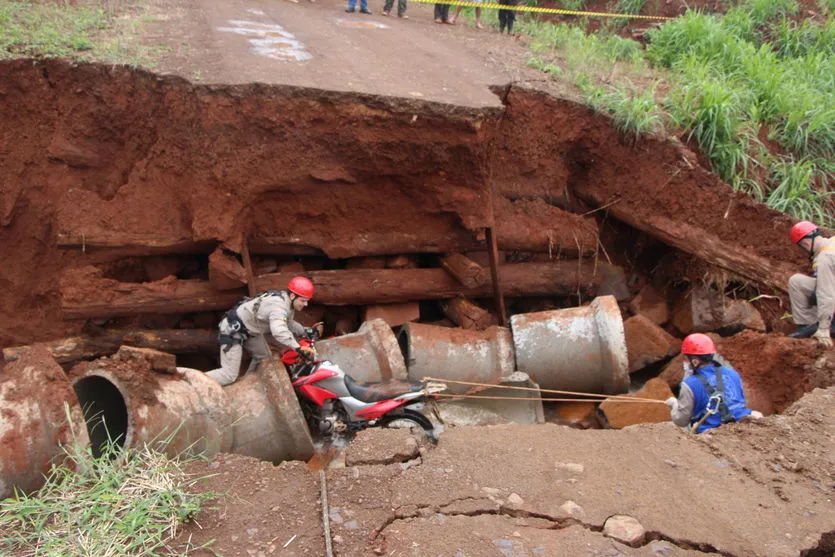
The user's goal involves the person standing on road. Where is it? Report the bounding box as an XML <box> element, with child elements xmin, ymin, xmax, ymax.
<box><xmin>665</xmin><ymin>334</ymin><xmax>761</xmax><ymax>434</ymax></box>
<box><xmin>346</xmin><ymin>0</ymin><xmax>372</xmax><ymax>14</ymax></box>
<box><xmin>382</xmin><ymin>0</ymin><xmax>408</xmax><ymax>18</ymax></box>
<box><xmin>448</xmin><ymin>0</ymin><xmax>484</xmax><ymax>29</ymax></box>
<box><xmin>434</xmin><ymin>2</ymin><xmax>451</xmax><ymax>23</ymax></box>
<box><xmin>787</xmin><ymin>221</ymin><xmax>835</xmax><ymax>347</ymax></box>
<box><xmin>206</xmin><ymin>276</ymin><xmax>322</xmax><ymax>386</ymax></box>
<box><xmin>498</xmin><ymin>0</ymin><xmax>517</xmax><ymax>34</ymax></box>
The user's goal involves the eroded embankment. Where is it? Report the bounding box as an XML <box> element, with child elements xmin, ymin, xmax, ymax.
<box><xmin>0</xmin><ymin>58</ymin><xmax>805</xmax><ymax>350</ymax></box>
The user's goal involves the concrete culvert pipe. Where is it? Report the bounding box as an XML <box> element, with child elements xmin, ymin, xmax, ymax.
<box><xmin>70</xmin><ymin>346</ymin><xmax>314</xmax><ymax>463</ymax></box>
<box><xmin>511</xmin><ymin>295</ymin><xmax>629</xmax><ymax>394</ymax></box>
<box><xmin>398</xmin><ymin>323</ymin><xmax>516</xmax><ymax>394</ymax></box>
<box><xmin>1</xmin><ymin>346</ymin><xmax>90</xmax><ymax>499</ymax></box>
<box><xmin>315</xmin><ymin>318</ymin><xmax>408</xmax><ymax>383</ymax></box>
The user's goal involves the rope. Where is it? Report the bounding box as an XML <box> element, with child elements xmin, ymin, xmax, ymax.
<box><xmin>410</xmin><ymin>0</ymin><xmax>672</xmax><ymax>20</ymax></box>
<box><xmin>422</xmin><ymin>376</ymin><xmax>662</xmax><ymax>403</ymax></box>
<box><xmin>434</xmin><ymin>393</ymin><xmax>666</xmax><ymax>403</ymax></box>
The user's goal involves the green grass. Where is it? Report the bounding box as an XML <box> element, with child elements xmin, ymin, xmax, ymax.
<box><xmin>0</xmin><ymin>1</ymin><xmax>109</xmax><ymax>58</ymax></box>
<box><xmin>0</xmin><ymin>0</ymin><xmax>161</xmax><ymax>66</ymax></box>
<box><xmin>518</xmin><ymin>3</ymin><xmax>834</xmax><ymax>225</ymax></box>
<box><xmin>0</xmin><ymin>422</ymin><xmax>215</xmax><ymax>557</ymax></box>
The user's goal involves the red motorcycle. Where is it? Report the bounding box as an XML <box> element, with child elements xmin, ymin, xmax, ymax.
<box><xmin>282</xmin><ymin>340</ymin><xmax>446</xmax><ymax>441</ymax></box>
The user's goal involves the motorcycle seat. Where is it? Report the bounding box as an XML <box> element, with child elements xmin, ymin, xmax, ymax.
<box><xmin>344</xmin><ymin>375</ymin><xmax>424</xmax><ymax>403</ymax></box>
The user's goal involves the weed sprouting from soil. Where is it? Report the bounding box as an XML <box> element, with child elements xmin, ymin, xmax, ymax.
<box><xmin>519</xmin><ymin>1</ymin><xmax>834</xmax><ymax>225</ymax></box>
<box><xmin>0</xmin><ymin>411</ymin><xmax>216</xmax><ymax>557</ymax></box>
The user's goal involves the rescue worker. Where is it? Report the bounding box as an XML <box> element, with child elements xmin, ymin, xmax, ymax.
<box><xmin>787</xmin><ymin>221</ymin><xmax>835</xmax><ymax>348</ymax></box>
<box><xmin>205</xmin><ymin>276</ymin><xmax>321</xmax><ymax>386</ymax></box>
<box><xmin>664</xmin><ymin>334</ymin><xmax>762</xmax><ymax>433</ymax></box>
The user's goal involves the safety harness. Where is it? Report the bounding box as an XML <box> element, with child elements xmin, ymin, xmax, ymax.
<box><xmin>217</xmin><ymin>290</ymin><xmax>287</xmax><ymax>352</ymax></box>
<box><xmin>690</xmin><ymin>362</ymin><xmax>735</xmax><ymax>434</ymax></box>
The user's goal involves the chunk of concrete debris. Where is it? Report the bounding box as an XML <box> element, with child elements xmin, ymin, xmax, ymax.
<box><xmin>208</xmin><ymin>248</ymin><xmax>247</xmax><ymax>291</ymax></box>
<box><xmin>598</xmin><ymin>264</ymin><xmax>631</xmax><ymax>302</ymax></box>
<box><xmin>672</xmin><ymin>285</ymin><xmax>765</xmax><ymax>335</ymax></box>
<box><xmin>554</xmin><ymin>462</ymin><xmax>585</xmax><ymax>474</ymax></box>
<box><xmin>344</xmin><ymin>429</ymin><xmax>420</xmax><ymax>466</ymax></box>
<box><xmin>599</xmin><ymin>378</ymin><xmax>673</xmax><ymax>428</ymax></box>
<box><xmin>363</xmin><ymin>303</ymin><xmax>420</xmax><ymax>327</ymax></box>
<box><xmin>628</xmin><ymin>284</ymin><xmax>670</xmax><ymax>325</ymax></box>
<box><xmin>505</xmin><ymin>493</ymin><xmax>524</xmax><ymax>510</ymax></box>
<box><xmin>559</xmin><ymin>500</ymin><xmax>586</xmax><ymax>518</ymax></box>
<box><xmin>603</xmin><ymin>515</ymin><xmax>646</xmax><ymax>547</ymax></box>
<box><xmin>114</xmin><ymin>345</ymin><xmax>176</xmax><ymax>374</ymax></box>
<box><xmin>624</xmin><ymin>315</ymin><xmax>680</xmax><ymax>373</ymax></box>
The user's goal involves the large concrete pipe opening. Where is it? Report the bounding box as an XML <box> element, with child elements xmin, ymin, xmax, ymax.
<box><xmin>73</xmin><ymin>375</ymin><xmax>129</xmax><ymax>457</ymax></box>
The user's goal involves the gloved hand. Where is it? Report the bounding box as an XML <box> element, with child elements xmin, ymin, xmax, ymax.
<box><xmin>305</xmin><ymin>322</ymin><xmax>324</xmax><ymax>340</ymax></box>
<box><xmin>299</xmin><ymin>345</ymin><xmax>317</xmax><ymax>361</ymax></box>
<box><xmin>749</xmin><ymin>410</ymin><xmax>764</xmax><ymax>419</ymax></box>
<box><xmin>664</xmin><ymin>397</ymin><xmax>678</xmax><ymax>411</ymax></box>
<box><xmin>812</xmin><ymin>328</ymin><xmax>832</xmax><ymax>348</ymax></box>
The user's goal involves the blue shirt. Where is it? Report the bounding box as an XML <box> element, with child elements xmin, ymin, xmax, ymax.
<box><xmin>683</xmin><ymin>364</ymin><xmax>751</xmax><ymax>433</ymax></box>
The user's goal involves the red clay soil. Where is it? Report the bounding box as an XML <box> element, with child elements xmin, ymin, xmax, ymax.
<box><xmin>0</xmin><ymin>60</ymin><xmax>808</xmax><ymax>351</ymax></box>
<box><xmin>715</xmin><ymin>330</ymin><xmax>835</xmax><ymax>413</ymax></box>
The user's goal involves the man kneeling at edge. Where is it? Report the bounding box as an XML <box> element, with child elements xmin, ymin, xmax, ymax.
<box><xmin>787</xmin><ymin>220</ymin><xmax>835</xmax><ymax>348</ymax></box>
<box><xmin>665</xmin><ymin>334</ymin><xmax>763</xmax><ymax>434</ymax></box>
<box><xmin>206</xmin><ymin>276</ymin><xmax>322</xmax><ymax>386</ymax></box>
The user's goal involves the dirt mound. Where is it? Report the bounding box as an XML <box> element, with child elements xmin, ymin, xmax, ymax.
<box><xmin>716</xmin><ymin>331</ymin><xmax>835</xmax><ymax>412</ymax></box>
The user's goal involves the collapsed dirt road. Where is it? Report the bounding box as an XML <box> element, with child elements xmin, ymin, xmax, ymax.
<box><xmin>139</xmin><ymin>0</ymin><xmax>534</xmax><ymax>106</ymax></box>
<box><xmin>181</xmin><ymin>387</ymin><xmax>835</xmax><ymax>557</ymax></box>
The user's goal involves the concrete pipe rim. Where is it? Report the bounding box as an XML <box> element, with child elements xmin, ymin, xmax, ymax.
<box><xmin>591</xmin><ymin>295</ymin><xmax>630</xmax><ymax>394</ymax></box>
<box><xmin>72</xmin><ymin>371</ymin><xmax>131</xmax><ymax>458</ymax></box>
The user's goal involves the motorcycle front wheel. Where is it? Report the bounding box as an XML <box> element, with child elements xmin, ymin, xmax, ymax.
<box><xmin>379</xmin><ymin>408</ymin><xmax>437</xmax><ymax>442</ymax></box>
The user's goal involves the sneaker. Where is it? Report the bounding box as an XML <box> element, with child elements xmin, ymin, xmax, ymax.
<box><xmin>398</xmin><ymin>13</ymin><xmax>408</xmax><ymax>18</ymax></box>
<box><xmin>345</xmin><ymin>7</ymin><xmax>355</xmax><ymax>12</ymax></box>
<box><xmin>788</xmin><ymin>323</ymin><xmax>818</xmax><ymax>338</ymax></box>
<box><xmin>382</xmin><ymin>9</ymin><xmax>390</xmax><ymax>15</ymax></box>
<box><xmin>360</xmin><ymin>8</ymin><xmax>372</xmax><ymax>13</ymax></box>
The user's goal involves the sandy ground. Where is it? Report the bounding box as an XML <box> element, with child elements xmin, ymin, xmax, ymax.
<box><xmin>179</xmin><ymin>387</ymin><xmax>835</xmax><ymax>556</ymax></box>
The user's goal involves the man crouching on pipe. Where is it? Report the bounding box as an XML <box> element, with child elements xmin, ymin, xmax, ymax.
<box><xmin>787</xmin><ymin>221</ymin><xmax>835</xmax><ymax>348</ymax></box>
<box><xmin>665</xmin><ymin>334</ymin><xmax>763</xmax><ymax>434</ymax></box>
<box><xmin>206</xmin><ymin>276</ymin><xmax>322</xmax><ymax>386</ymax></box>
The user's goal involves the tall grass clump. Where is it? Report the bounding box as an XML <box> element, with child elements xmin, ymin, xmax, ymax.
<box><xmin>766</xmin><ymin>156</ymin><xmax>833</xmax><ymax>226</ymax></box>
<box><xmin>585</xmin><ymin>83</ymin><xmax>664</xmax><ymax>140</ymax></box>
<box><xmin>0</xmin><ymin>427</ymin><xmax>215</xmax><ymax>557</ymax></box>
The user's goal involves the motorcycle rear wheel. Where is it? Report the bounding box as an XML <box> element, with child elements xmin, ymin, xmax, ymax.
<box><xmin>379</xmin><ymin>408</ymin><xmax>437</xmax><ymax>442</ymax></box>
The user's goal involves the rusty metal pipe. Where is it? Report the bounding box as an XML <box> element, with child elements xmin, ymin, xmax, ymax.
<box><xmin>511</xmin><ymin>295</ymin><xmax>629</xmax><ymax>394</ymax></box>
<box><xmin>1</xmin><ymin>346</ymin><xmax>90</xmax><ymax>499</ymax></box>
<box><xmin>71</xmin><ymin>351</ymin><xmax>314</xmax><ymax>463</ymax></box>
<box><xmin>398</xmin><ymin>323</ymin><xmax>516</xmax><ymax>394</ymax></box>
<box><xmin>315</xmin><ymin>318</ymin><xmax>408</xmax><ymax>383</ymax></box>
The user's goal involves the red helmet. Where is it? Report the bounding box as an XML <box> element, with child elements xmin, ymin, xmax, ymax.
<box><xmin>681</xmin><ymin>333</ymin><xmax>716</xmax><ymax>356</ymax></box>
<box><xmin>287</xmin><ymin>276</ymin><xmax>314</xmax><ymax>299</ymax></box>
<box><xmin>790</xmin><ymin>221</ymin><xmax>818</xmax><ymax>244</ymax></box>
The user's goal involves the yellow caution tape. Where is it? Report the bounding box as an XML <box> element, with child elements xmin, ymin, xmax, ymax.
<box><xmin>410</xmin><ymin>0</ymin><xmax>672</xmax><ymax>20</ymax></box>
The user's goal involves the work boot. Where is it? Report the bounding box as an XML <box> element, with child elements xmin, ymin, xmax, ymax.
<box><xmin>788</xmin><ymin>323</ymin><xmax>818</xmax><ymax>338</ymax></box>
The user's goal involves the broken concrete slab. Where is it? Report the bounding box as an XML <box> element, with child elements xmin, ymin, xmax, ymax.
<box><xmin>434</xmin><ymin>371</ymin><xmax>544</xmax><ymax>426</ymax></box>
<box><xmin>672</xmin><ymin>285</ymin><xmax>766</xmax><ymax>335</ymax></box>
<box><xmin>599</xmin><ymin>378</ymin><xmax>673</xmax><ymax>428</ymax></box>
<box><xmin>344</xmin><ymin>429</ymin><xmax>421</xmax><ymax>466</ymax></box>
<box><xmin>598</xmin><ymin>264</ymin><xmax>631</xmax><ymax>302</ymax></box>
<box><xmin>623</xmin><ymin>314</ymin><xmax>680</xmax><ymax>373</ymax></box>
<box><xmin>628</xmin><ymin>284</ymin><xmax>670</xmax><ymax>325</ymax></box>
<box><xmin>208</xmin><ymin>248</ymin><xmax>247</xmax><ymax>291</ymax></box>
<box><xmin>112</xmin><ymin>345</ymin><xmax>177</xmax><ymax>374</ymax></box>
<box><xmin>363</xmin><ymin>302</ymin><xmax>420</xmax><ymax>327</ymax></box>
